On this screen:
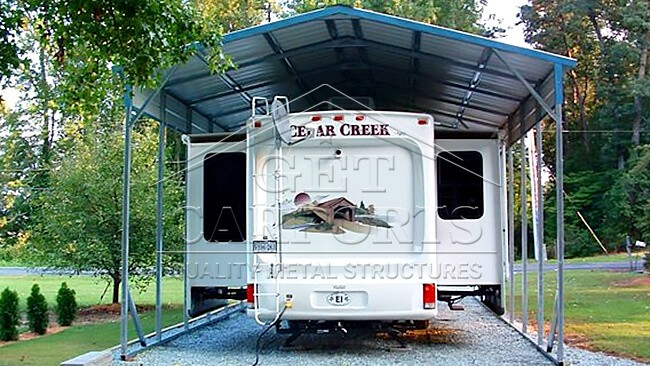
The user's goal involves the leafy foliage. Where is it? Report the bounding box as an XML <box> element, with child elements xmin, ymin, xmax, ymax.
<box><xmin>55</xmin><ymin>282</ymin><xmax>77</xmax><ymax>326</ymax></box>
<box><xmin>31</xmin><ymin>120</ymin><xmax>185</xmax><ymax>304</ymax></box>
<box><xmin>285</xmin><ymin>0</ymin><xmax>486</xmax><ymax>33</ymax></box>
<box><xmin>26</xmin><ymin>283</ymin><xmax>48</xmax><ymax>334</ymax></box>
<box><xmin>618</xmin><ymin>145</ymin><xmax>650</xmax><ymax>236</ymax></box>
<box><xmin>0</xmin><ymin>0</ymin><xmax>23</xmax><ymax>87</ymax></box>
<box><xmin>198</xmin><ymin>0</ymin><xmax>271</xmax><ymax>32</ymax></box>
<box><xmin>22</xmin><ymin>0</ymin><xmax>231</xmax><ymax>87</ymax></box>
<box><xmin>0</xmin><ymin>287</ymin><xmax>19</xmax><ymax>341</ymax></box>
<box><xmin>521</xmin><ymin>0</ymin><xmax>649</xmax><ymax>257</ymax></box>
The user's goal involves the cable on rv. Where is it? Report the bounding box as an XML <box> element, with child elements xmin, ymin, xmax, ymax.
<box><xmin>250</xmin><ymin>305</ymin><xmax>288</xmax><ymax>366</ymax></box>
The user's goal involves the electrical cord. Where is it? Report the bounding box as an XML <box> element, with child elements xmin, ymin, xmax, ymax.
<box><xmin>250</xmin><ymin>305</ymin><xmax>288</xmax><ymax>366</ymax></box>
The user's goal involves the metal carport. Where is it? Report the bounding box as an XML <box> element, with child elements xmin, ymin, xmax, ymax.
<box><xmin>122</xmin><ymin>5</ymin><xmax>576</xmax><ymax>365</ymax></box>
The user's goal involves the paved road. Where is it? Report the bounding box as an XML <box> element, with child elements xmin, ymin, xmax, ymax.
<box><xmin>513</xmin><ymin>260</ymin><xmax>640</xmax><ymax>273</ymax></box>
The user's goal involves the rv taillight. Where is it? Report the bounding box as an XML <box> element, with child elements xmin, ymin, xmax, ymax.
<box><xmin>417</xmin><ymin>119</ymin><xmax>428</xmax><ymax>125</ymax></box>
<box><xmin>253</xmin><ymin>120</ymin><xmax>262</xmax><ymax>128</ymax></box>
<box><xmin>333</xmin><ymin>115</ymin><xmax>344</xmax><ymax>121</ymax></box>
<box><xmin>247</xmin><ymin>284</ymin><xmax>255</xmax><ymax>304</ymax></box>
<box><xmin>423</xmin><ymin>284</ymin><xmax>436</xmax><ymax>309</ymax></box>
<box><xmin>311</xmin><ymin>115</ymin><xmax>322</xmax><ymax>122</ymax></box>
<box><xmin>355</xmin><ymin>115</ymin><xmax>365</xmax><ymax>121</ymax></box>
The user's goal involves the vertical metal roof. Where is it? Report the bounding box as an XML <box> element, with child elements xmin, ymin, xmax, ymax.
<box><xmin>134</xmin><ymin>5</ymin><xmax>576</xmax><ymax>144</ymax></box>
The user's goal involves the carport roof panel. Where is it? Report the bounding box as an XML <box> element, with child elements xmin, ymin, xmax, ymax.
<box><xmin>222</xmin><ymin>6</ymin><xmax>575</xmax><ymax>66</ymax></box>
<box><xmin>143</xmin><ymin>5</ymin><xmax>575</xmax><ymax>139</ymax></box>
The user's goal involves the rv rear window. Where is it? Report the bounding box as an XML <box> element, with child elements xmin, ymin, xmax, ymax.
<box><xmin>203</xmin><ymin>153</ymin><xmax>246</xmax><ymax>242</ymax></box>
<box><xmin>437</xmin><ymin>151</ymin><xmax>484</xmax><ymax>220</ymax></box>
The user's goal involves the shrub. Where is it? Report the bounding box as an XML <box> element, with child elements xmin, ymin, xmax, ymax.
<box><xmin>55</xmin><ymin>282</ymin><xmax>77</xmax><ymax>326</ymax></box>
<box><xmin>0</xmin><ymin>287</ymin><xmax>20</xmax><ymax>341</ymax></box>
<box><xmin>26</xmin><ymin>284</ymin><xmax>49</xmax><ymax>335</ymax></box>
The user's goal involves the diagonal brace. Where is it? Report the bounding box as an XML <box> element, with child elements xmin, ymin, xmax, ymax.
<box><xmin>492</xmin><ymin>49</ymin><xmax>558</xmax><ymax>124</ymax></box>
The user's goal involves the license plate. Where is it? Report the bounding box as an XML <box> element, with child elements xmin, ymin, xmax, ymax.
<box><xmin>253</xmin><ymin>240</ymin><xmax>277</xmax><ymax>253</ymax></box>
<box><xmin>327</xmin><ymin>292</ymin><xmax>351</xmax><ymax>306</ymax></box>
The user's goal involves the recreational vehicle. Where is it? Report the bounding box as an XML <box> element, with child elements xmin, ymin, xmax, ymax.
<box><xmin>184</xmin><ymin>96</ymin><xmax>504</xmax><ymax>334</ymax></box>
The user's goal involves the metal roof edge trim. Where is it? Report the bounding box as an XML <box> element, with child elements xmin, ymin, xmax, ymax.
<box><xmin>222</xmin><ymin>5</ymin><xmax>577</xmax><ymax>68</ymax></box>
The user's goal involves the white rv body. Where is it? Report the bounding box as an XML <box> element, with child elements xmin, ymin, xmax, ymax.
<box><xmin>434</xmin><ymin>139</ymin><xmax>502</xmax><ymax>285</ymax></box>
<box><xmin>250</xmin><ymin>111</ymin><xmax>436</xmax><ymax>322</ymax></box>
<box><xmin>185</xmin><ymin>109</ymin><xmax>504</xmax><ymax>321</ymax></box>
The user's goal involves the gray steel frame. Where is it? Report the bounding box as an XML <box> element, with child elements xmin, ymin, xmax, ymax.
<box><xmin>499</xmin><ymin>57</ymin><xmax>567</xmax><ymax>365</ymax></box>
<box><xmin>118</xmin><ymin>38</ymin><xmax>569</xmax><ymax>366</ymax></box>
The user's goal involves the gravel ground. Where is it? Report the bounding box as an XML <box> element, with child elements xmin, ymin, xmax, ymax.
<box><xmin>112</xmin><ymin>298</ymin><xmax>646</xmax><ymax>366</ymax></box>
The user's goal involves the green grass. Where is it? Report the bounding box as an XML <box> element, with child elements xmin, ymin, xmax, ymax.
<box><xmin>515</xmin><ymin>252</ymin><xmax>631</xmax><ymax>264</ymax></box>
<box><xmin>0</xmin><ymin>275</ymin><xmax>184</xmax><ymax>310</ymax></box>
<box><xmin>0</xmin><ymin>307</ymin><xmax>184</xmax><ymax>366</ymax></box>
<box><xmin>0</xmin><ymin>275</ymin><xmax>185</xmax><ymax>366</ymax></box>
<box><xmin>508</xmin><ymin>270</ymin><xmax>650</xmax><ymax>361</ymax></box>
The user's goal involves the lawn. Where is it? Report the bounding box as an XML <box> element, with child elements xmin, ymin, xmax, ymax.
<box><xmin>0</xmin><ymin>275</ymin><xmax>185</xmax><ymax>366</ymax></box>
<box><xmin>0</xmin><ymin>307</ymin><xmax>185</xmax><ymax>366</ymax></box>
<box><xmin>0</xmin><ymin>275</ymin><xmax>184</xmax><ymax>310</ymax></box>
<box><xmin>509</xmin><ymin>270</ymin><xmax>650</xmax><ymax>362</ymax></box>
<box><xmin>515</xmin><ymin>252</ymin><xmax>632</xmax><ymax>264</ymax></box>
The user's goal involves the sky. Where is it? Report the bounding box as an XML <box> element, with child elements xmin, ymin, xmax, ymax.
<box><xmin>483</xmin><ymin>0</ymin><xmax>529</xmax><ymax>48</ymax></box>
<box><xmin>1</xmin><ymin>1</ymin><xmax>530</xmax><ymax>110</ymax></box>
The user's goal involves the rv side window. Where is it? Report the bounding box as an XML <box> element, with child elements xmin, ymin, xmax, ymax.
<box><xmin>203</xmin><ymin>152</ymin><xmax>246</xmax><ymax>242</ymax></box>
<box><xmin>437</xmin><ymin>151</ymin><xmax>484</xmax><ymax>220</ymax></box>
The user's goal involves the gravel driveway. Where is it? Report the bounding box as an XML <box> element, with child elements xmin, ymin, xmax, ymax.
<box><xmin>113</xmin><ymin>298</ymin><xmax>646</xmax><ymax>366</ymax></box>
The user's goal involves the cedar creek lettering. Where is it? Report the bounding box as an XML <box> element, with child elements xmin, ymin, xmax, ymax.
<box><xmin>291</xmin><ymin>124</ymin><xmax>390</xmax><ymax>138</ymax></box>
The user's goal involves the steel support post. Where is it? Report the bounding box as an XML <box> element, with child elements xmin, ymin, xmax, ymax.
<box><xmin>499</xmin><ymin>140</ymin><xmax>508</xmax><ymax>310</ymax></box>
<box><xmin>183</xmin><ymin>155</ymin><xmax>189</xmax><ymax>331</ymax></box>
<box><xmin>155</xmin><ymin>93</ymin><xmax>166</xmax><ymax>341</ymax></box>
<box><xmin>554</xmin><ymin>63</ymin><xmax>566</xmax><ymax>365</ymax></box>
<box><xmin>508</xmin><ymin>146</ymin><xmax>515</xmax><ymax>324</ymax></box>
<box><xmin>128</xmin><ymin>287</ymin><xmax>147</xmax><ymax>346</ymax></box>
<box><xmin>120</xmin><ymin>84</ymin><xmax>133</xmax><ymax>360</ymax></box>
<box><xmin>536</xmin><ymin>110</ymin><xmax>545</xmax><ymax>347</ymax></box>
<box><xmin>119</xmin><ymin>67</ymin><xmax>177</xmax><ymax>358</ymax></box>
<box><xmin>547</xmin><ymin>290</ymin><xmax>559</xmax><ymax>352</ymax></box>
<box><xmin>520</xmin><ymin>128</ymin><xmax>528</xmax><ymax>335</ymax></box>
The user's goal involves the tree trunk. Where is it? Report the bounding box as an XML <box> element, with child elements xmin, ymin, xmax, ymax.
<box><xmin>112</xmin><ymin>276</ymin><xmax>121</xmax><ymax>304</ymax></box>
<box><xmin>587</xmin><ymin>8</ymin><xmax>607</xmax><ymax>60</ymax></box>
<box><xmin>38</xmin><ymin>45</ymin><xmax>52</xmax><ymax>165</ymax></box>
<box><xmin>633</xmin><ymin>32</ymin><xmax>648</xmax><ymax>146</ymax></box>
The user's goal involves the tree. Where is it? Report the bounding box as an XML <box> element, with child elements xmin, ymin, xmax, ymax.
<box><xmin>520</xmin><ymin>0</ymin><xmax>650</xmax><ymax>254</ymax></box>
<box><xmin>0</xmin><ymin>287</ymin><xmax>19</xmax><ymax>341</ymax></box>
<box><xmin>617</xmin><ymin>145</ymin><xmax>650</xmax><ymax>239</ymax></box>
<box><xmin>26</xmin><ymin>284</ymin><xmax>48</xmax><ymax>335</ymax></box>
<box><xmin>20</xmin><ymin>0</ymin><xmax>230</xmax><ymax>87</ymax></box>
<box><xmin>1</xmin><ymin>0</ymin><xmax>234</xmax><ymax>267</ymax></box>
<box><xmin>198</xmin><ymin>0</ymin><xmax>271</xmax><ymax>32</ymax></box>
<box><xmin>0</xmin><ymin>107</ymin><xmax>40</xmax><ymax>259</ymax></box>
<box><xmin>0</xmin><ymin>0</ymin><xmax>23</xmax><ymax>86</ymax></box>
<box><xmin>32</xmin><ymin>121</ymin><xmax>185</xmax><ymax>304</ymax></box>
<box><xmin>55</xmin><ymin>282</ymin><xmax>77</xmax><ymax>326</ymax></box>
<box><xmin>284</xmin><ymin>0</ymin><xmax>486</xmax><ymax>33</ymax></box>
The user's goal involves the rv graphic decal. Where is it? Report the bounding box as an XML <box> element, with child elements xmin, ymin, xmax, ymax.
<box><xmin>282</xmin><ymin>192</ymin><xmax>391</xmax><ymax>235</ymax></box>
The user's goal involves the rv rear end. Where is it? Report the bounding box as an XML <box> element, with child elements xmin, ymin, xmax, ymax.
<box><xmin>184</xmin><ymin>108</ymin><xmax>505</xmax><ymax>323</ymax></box>
<box><xmin>248</xmin><ymin>111</ymin><xmax>437</xmax><ymax>323</ymax></box>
